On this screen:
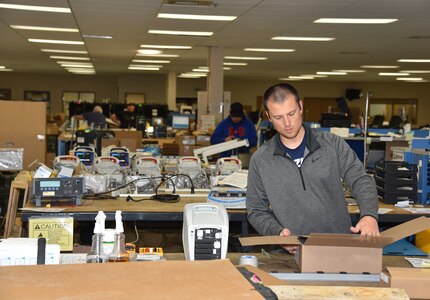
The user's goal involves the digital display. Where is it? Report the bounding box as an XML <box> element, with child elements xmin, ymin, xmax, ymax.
<box><xmin>39</xmin><ymin>180</ymin><xmax>61</xmax><ymax>188</ymax></box>
<box><xmin>172</xmin><ymin>115</ymin><xmax>189</xmax><ymax>129</ymax></box>
<box><xmin>111</xmin><ymin>152</ymin><xmax>129</xmax><ymax>167</ymax></box>
<box><xmin>75</xmin><ymin>151</ymin><xmax>94</xmax><ymax>166</ymax></box>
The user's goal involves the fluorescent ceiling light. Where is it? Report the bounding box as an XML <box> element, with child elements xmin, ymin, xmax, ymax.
<box><xmin>141</xmin><ymin>45</ymin><xmax>191</xmax><ymax>49</ymax></box>
<box><xmin>223</xmin><ymin>67</ymin><xmax>231</xmax><ymax>70</ymax></box>
<box><xmin>400</xmin><ymin>70</ymin><xmax>430</xmax><ymax>73</ymax></box>
<box><xmin>0</xmin><ymin>3</ymin><xmax>71</xmax><ymax>13</ymax></box>
<box><xmin>129</xmin><ymin>64</ymin><xmax>163</xmax><ymax>68</ymax></box>
<box><xmin>224</xmin><ymin>62</ymin><xmax>247</xmax><ymax>66</ymax></box>
<box><xmin>136</xmin><ymin>53</ymin><xmax>178</xmax><ymax>57</ymax></box>
<box><xmin>0</xmin><ymin>66</ymin><xmax>4</xmax><ymax>69</ymax></box>
<box><xmin>148</xmin><ymin>29</ymin><xmax>213</xmax><ymax>36</ymax></box>
<box><xmin>361</xmin><ymin>65</ymin><xmax>399</xmax><ymax>69</ymax></box>
<box><xmin>397</xmin><ymin>77</ymin><xmax>423</xmax><ymax>81</ymax></box>
<box><xmin>42</xmin><ymin>49</ymin><xmax>87</xmax><ymax>54</ymax></box>
<box><xmin>289</xmin><ymin>76</ymin><xmax>314</xmax><ymax>80</ymax></box>
<box><xmin>10</xmin><ymin>25</ymin><xmax>78</xmax><ymax>32</ymax></box>
<box><xmin>157</xmin><ymin>13</ymin><xmax>236</xmax><ymax>21</ymax></box>
<box><xmin>137</xmin><ymin>49</ymin><xmax>163</xmax><ymax>55</ymax></box>
<box><xmin>29</xmin><ymin>39</ymin><xmax>84</xmax><ymax>45</ymax></box>
<box><xmin>272</xmin><ymin>36</ymin><xmax>334</xmax><ymax>41</ymax></box>
<box><xmin>82</xmin><ymin>34</ymin><xmax>113</xmax><ymax>39</ymax></box>
<box><xmin>317</xmin><ymin>71</ymin><xmax>347</xmax><ymax>75</ymax></box>
<box><xmin>61</xmin><ymin>64</ymin><xmax>94</xmax><ymax>68</ymax></box>
<box><xmin>128</xmin><ymin>66</ymin><xmax>160</xmax><ymax>71</ymax></box>
<box><xmin>279</xmin><ymin>77</ymin><xmax>302</xmax><ymax>81</ymax></box>
<box><xmin>182</xmin><ymin>72</ymin><xmax>207</xmax><ymax>76</ymax></box>
<box><xmin>0</xmin><ymin>68</ymin><xmax>13</xmax><ymax>71</ymax></box>
<box><xmin>67</xmin><ymin>68</ymin><xmax>95</xmax><ymax>72</ymax></box>
<box><xmin>398</xmin><ymin>59</ymin><xmax>430</xmax><ymax>63</ymax></box>
<box><xmin>49</xmin><ymin>56</ymin><xmax>90</xmax><ymax>60</ymax></box>
<box><xmin>224</xmin><ymin>56</ymin><xmax>267</xmax><ymax>60</ymax></box>
<box><xmin>178</xmin><ymin>74</ymin><xmax>206</xmax><ymax>78</ymax></box>
<box><xmin>379</xmin><ymin>72</ymin><xmax>409</xmax><ymax>76</ymax></box>
<box><xmin>314</xmin><ymin>18</ymin><xmax>398</xmax><ymax>24</ymax></box>
<box><xmin>333</xmin><ymin>70</ymin><xmax>365</xmax><ymax>73</ymax></box>
<box><xmin>56</xmin><ymin>61</ymin><xmax>93</xmax><ymax>65</ymax></box>
<box><xmin>244</xmin><ymin>48</ymin><xmax>295</xmax><ymax>52</ymax></box>
<box><xmin>192</xmin><ymin>69</ymin><xmax>209</xmax><ymax>72</ymax></box>
<box><xmin>132</xmin><ymin>60</ymin><xmax>170</xmax><ymax>63</ymax></box>
<box><xmin>303</xmin><ymin>74</ymin><xmax>328</xmax><ymax>78</ymax></box>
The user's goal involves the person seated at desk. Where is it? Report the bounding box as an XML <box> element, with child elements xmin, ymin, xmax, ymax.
<box><xmin>246</xmin><ymin>83</ymin><xmax>380</xmax><ymax>254</ymax></box>
<box><xmin>210</xmin><ymin>102</ymin><xmax>257</xmax><ymax>157</ymax></box>
<box><xmin>111</xmin><ymin>103</ymin><xmax>136</xmax><ymax>129</ymax></box>
<box><xmin>74</xmin><ymin>105</ymin><xmax>106</xmax><ymax>128</ymax></box>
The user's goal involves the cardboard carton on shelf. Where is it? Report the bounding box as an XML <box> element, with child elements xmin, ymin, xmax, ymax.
<box><xmin>240</xmin><ymin>216</ymin><xmax>430</xmax><ymax>274</ymax></box>
<box><xmin>381</xmin><ymin>267</ymin><xmax>430</xmax><ymax>299</ymax></box>
<box><xmin>175</xmin><ymin>135</ymin><xmax>195</xmax><ymax>145</ymax></box>
<box><xmin>196</xmin><ymin>135</ymin><xmax>211</xmax><ymax>146</ymax></box>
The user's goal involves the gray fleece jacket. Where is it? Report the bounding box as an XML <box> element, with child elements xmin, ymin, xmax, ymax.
<box><xmin>246</xmin><ymin>126</ymin><xmax>378</xmax><ymax>236</ymax></box>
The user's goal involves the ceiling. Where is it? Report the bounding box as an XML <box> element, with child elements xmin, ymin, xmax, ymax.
<box><xmin>1</xmin><ymin>0</ymin><xmax>430</xmax><ymax>82</ymax></box>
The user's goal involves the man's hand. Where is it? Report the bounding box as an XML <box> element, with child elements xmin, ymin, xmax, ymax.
<box><xmin>350</xmin><ymin>216</ymin><xmax>380</xmax><ymax>236</ymax></box>
<box><xmin>225</xmin><ymin>136</ymin><xmax>234</xmax><ymax>142</ymax></box>
<box><xmin>279</xmin><ymin>228</ymin><xmax>298</xmax><ymax>254</ymax></box>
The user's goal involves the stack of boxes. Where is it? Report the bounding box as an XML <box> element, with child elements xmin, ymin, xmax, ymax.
<box><xmin>176</xmin><ymin>135</ymin><xmax>211</xmax><ymax>157</ymax></box>
<box><xmin>374</xmin><ymin>161</ymin><xmax>418</xmax><ymax>204</ymax></box>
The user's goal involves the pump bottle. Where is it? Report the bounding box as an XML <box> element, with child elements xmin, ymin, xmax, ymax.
<box><xmin>108</xmin><ymin>210</ymin><xmax>130</xmax><ymax>262</ymax></box>
<box><xmin>86</xmin><ymin>211</ymin><xmax>108</xmax><ymax>263</ymax></box>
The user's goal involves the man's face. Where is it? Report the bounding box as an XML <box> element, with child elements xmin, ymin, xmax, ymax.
<box><xmin>128</xmin><ymin>105</ymin><xmax>136</xmax><ymax>113</ymax></box>
<box><xmin>231</xmin><ymin>116</ymin><xmax>243</xmax><ymax>124</ymax></box>
<box><xmin>266</xmin><ymin>95</ymin><xmax>303</xmax><ymax>140</ymax></box>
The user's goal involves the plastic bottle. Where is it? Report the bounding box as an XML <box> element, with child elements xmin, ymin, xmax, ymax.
<box><xmin>103</xmin><ymin>228</ymin><xmax>115</xmax><ymax>255</ymax></box>
<box><xmin>86</xmin><ymin>211</ymin><xmax>108</xmax><ymax>263</ymax></box>
<box><xmin>108</xmin><ymin>210</ymin><xmax>130</xmax><ymax>262</ymax></box>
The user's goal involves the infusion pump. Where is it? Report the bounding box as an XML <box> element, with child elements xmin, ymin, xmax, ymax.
<box><xmin>182</xmin><ymin>203</ymin><xmax>229</xmax><ymax>261</ymax></box>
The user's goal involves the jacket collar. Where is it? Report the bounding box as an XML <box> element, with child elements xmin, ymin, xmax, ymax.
<box><xmin>273</xmin><ymin>125</ymin><xmax>321</xmax><ymax>156</ymax></box>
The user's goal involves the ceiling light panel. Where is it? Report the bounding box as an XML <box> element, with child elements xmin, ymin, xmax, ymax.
<box><xmin>141</xmin><ymin>45</ymin><xmax>192</xmax><ymax>49</ymax></box>
<box><xmin>224</xmin><ymin>56</ymin><xmax>267</xmax><ymax>60</ymax></box>
<box><xmin>0</xmin><ymin>3</ymin><xmax>71</xmax><ymax>13</ymax></box>
<box><xmin>50</xmin><ymin>56</ymin><xmax>90</xmax><ymax>60</ymax></box>
<box><xmin>132</xmin><ymin>60</ymin><xmax>170</xmax><ymax>63</ymax></box>
<box><xmin>314</xmin><ymin>18</ymin><xmax>398</xmax><ymax>24</ymax></box>
<box><xmin>10</xmin><ymin>25</ymin><xmax>78</xmax><ymax>32</ymax></box>
<box><xmin>244</xmin><ymin>48</ymin><xmax>295</xmax><ymax>52</ymax></box>
<box><xmin>148</xmin><ymin>29</ymin><xmax>213</xmax><ymax>36</ymax></box>
<box><xmin>398</xmin><ymin>59</ymin><xmax>430</xmax><ymax>63</ymax></box>
<box><xmin>29</xmin><ymin>39</ymin><xmax>84</xmax><ymax>45</ymax></box>
<box><xmin>272</xmin><ymin>37</ymin><xmax>334</xmax><ymax>41</ymax></box>
<box><xmin>42</xmin><ymin>49</ymin><xmax>88</xmax><ymax>54</ymax></box>
<box><xmin>157</xmin><ymin>13</ymin><xmax>236</xmax><ymax>21</ymax></box>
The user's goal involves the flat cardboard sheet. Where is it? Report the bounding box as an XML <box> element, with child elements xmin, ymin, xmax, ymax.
<box><xmin>0</xmin><ymin>259</ymin><xmax>263</xmax><ymax>300</ymax></box>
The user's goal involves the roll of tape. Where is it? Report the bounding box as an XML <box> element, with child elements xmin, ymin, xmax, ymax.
<box><xmin>239</xmin><ymin>255</ymin><xmax>258</xmax><ymax>268</ymax></box>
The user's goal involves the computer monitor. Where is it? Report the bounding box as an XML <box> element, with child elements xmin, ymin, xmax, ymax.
<box><xmin>152</xmin><ymin>117</ymin><xmax>163</xmax><ymax>126</ymax></box>
<box><xmin>370</xmin><ymin>115</ymin><xmax>385</xmax><ymax>128</ymax></box>
<box><xmin>172</xmin><ymin>115</ymin><xmax>190</xmax><ymax>130</ymax></box>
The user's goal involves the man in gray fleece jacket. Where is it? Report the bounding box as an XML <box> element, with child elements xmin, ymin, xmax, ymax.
<box><xmin>247</xmin><ymin>83</ymin><xmax>379</xmax><ymax>247</ymax></box>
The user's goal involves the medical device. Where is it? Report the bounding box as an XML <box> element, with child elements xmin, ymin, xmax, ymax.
<box><xmin>182</xmin><ymin>203</ymin><xmax>229</xmax><ymax>260</ymax></box>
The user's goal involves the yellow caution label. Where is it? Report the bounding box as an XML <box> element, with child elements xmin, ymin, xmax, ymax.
<box><xmin>29</xmin><ymin>217</ymin><xmax>74</xmax><ymax>251</ymax></box>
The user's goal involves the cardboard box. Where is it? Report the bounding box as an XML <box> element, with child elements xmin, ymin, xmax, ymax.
<box><xmin>381</xmin><ymin>267</ymin><xmax>430</xmax><ymax>299</ymax></box>
<box><xmin>0</xmin><ymin>101</ymin><xmax>47</xmax><ymax>168</ymax></box>
<box><xmin>196</xmin><ymin>135</ymin><xmax>211</xmax><ymax>146</ymax></box>
<box><xmin>175</xmin><ymin>135</ymin><xmax>195</xmax><ymax>145</ymax></box>
<box><xmin>113</xmin><ymin>130</ymin><xmax>142</xmax><ymax>150</ymax></box>
<box><xmin>179</xmin><ymin>145</ymin><xmax>203</xmax><ymax>156</ymax></box>
<box><xmin>240</xmin><ymin>217</ymin><xmax>430</xmax><ymax>274</ymax></box>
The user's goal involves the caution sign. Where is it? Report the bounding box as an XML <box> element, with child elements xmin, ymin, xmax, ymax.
<box><xmin>29</xmin><ymin>217</ymin><xmax>74</xmax><ymax>251</ymax></box>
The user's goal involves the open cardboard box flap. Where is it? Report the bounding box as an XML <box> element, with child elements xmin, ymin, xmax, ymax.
<box><xmin>240</xmin><ymin>216</ymin><xmax>430</xmax><ymax>249</ymax></box>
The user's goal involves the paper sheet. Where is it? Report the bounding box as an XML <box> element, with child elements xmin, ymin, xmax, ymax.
<box><xmin>20</xmin><ymin>207</ymin><xmax>67</xmax><ymax>212</ymax></box>
<box><xmin>405</xmin><ymin>257</ymin><xmax>430</xmax><ymax>268</ymax></box>
<box><xmin>402</xmin><ymin>207</ymin><xmax>430</xmax><ymax>214</ymax></box>
<box><xmin>218</xmin><ymin>172</ymin><xmax>248</xmax><ymax>189</ymax></box>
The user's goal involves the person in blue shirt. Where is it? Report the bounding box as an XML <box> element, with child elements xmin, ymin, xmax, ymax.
<box><xmin>210</xmin><ymin>102</ymin><xmax>258</xmax><ymax>157</ymax></box>
<box><xmin>74</xmin><ymin>105</ymin><xmax>106</xmax><ymax>128</ymax></box>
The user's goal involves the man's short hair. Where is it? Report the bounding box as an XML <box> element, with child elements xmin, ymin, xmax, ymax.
<box><xmin>263</xmin><ymin>83</ymin><xmax>300</xmax><ymax>111</ymax></box>
<box><xmin>93</xmin><ymin>105</ymin><xmax>103</xmax><ymax>113</ymax></box>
